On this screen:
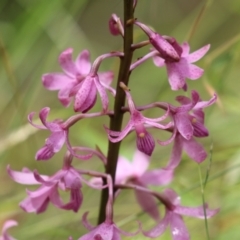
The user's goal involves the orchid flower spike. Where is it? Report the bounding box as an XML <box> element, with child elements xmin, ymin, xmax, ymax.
<box><xmin>142</xmin><ymin>189</ymin><xmax>219</xmax><ymax>239</ymax></box>
<box><xmin>42</xmin><ymin>48</ymin><xmax>114</xmax><ymax>111</ymax></box>
<box><xmin>105</xmin><ymin>82</ymin><xmax>171</xmax><ymax>156</ymax></box>
<box><xmin>0</xmin><ymin>220</ymin><xmax>18</xmax><ymax>240</ymax></box>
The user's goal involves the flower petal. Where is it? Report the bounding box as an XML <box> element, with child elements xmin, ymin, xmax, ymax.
<box><xmin>60</xmin><ymin>188</ymin><xmax>83</xmax><ymax>212</ymax></box>
<box><xmin>7</xmin><ymin>165</ymin><xmax>42</xmax><ymax>185</ymax></box>
<box><xmin>193</xmin><ymin>93</ymin><xmax>217</xmax><ymax>110</ymax></box>
<box><xmin>146</xmin><ymin>121</ymin><xmax>173</xmax><ymax>130</ymax></box>
<box><xmin>98</xmin><ymin>71</ymin><xmax>114</xmax><ymax>86</ymax></box>
<box><xmin>187</xmin><ymin>44</ymin><xmax>210</xmax><ymax>63</ymax></box>
<box><xmin>164</xmin><ymin>188</ymin><xmax>181</xmax><ymax>205</ymax></box>
<box><xmin>142</xmin><ymin>211</ymin><xmax>169</xmax><ymax>238</ymax></box>
<box><xmin>46</xmin><ymin>131</ymin><xmax>65</xmax><ymax>153</ymax></box>
<box><xmin>153</xmin><ymin>55</ymin><xmax>165</xmax><ymax>67</ymax></box>
<box><xmin>133</xmin><ymin>180</ymin><xmax>160</xmax><ymax>221</ymax></box>
<box><xmin>75</xmin><ymin>50</ymin><xmax>91</xmax><ymax>76</ymax></box>
<box><xmin>176</xmin><ymin>90</ymin><xmax>199</xmax><ymax>112</ymax></box>
<box><xmin>28</xmin><ymin>112</ymin><xmax>46</xmax><ymax>130</ymax></box>
<box><xmin>35</xmin><ymin>145</ymin><xmax>55</xmax><ymax>161</ymax></box>
<box><xmin>141</xmin><ymin>168</ymin><xmax>174</xmax><ymax>185</ymax></box>
<box><xmin>74</xmin><ymin>77</ymin><xmax>97</xmax><ymax>112</ymax></box>
<box><xmin>58</xmin><ymin>84</ymin><xmax>75</xmax><ymax>107</ymax></box>
<box><xmin>81</xmin><ymin>176</ymin><xmax>108</xmax><ymax>190</ymax></box>
<box><xmin>99</xmin><ymin>71</ymin><xmax>116</xmax><ymax>96</ymax></box>
<box><xmin>42</xmin><ymin>73</ymin><xmax>75</xmax><ymax>90</ymax></box>
<box><xmin>169</xmin><ymin>212</ymin><xmax>190</xmax><ymax>240</ymax></box>
<box><xmin>182</xmin><ymin>137</ymin><xmax>207</xmax><ymax>163</ymax></box>
<box><xmin>174</xmin><ymin>204</ymin><xmax>219</xmax><ymax>219</ymax></box>
<box><xmin>166</xmin><ymin>63</ymin><xmax>185</xmax><ymax>90</ymax></box>
<box><xmin>192</xmin><ymin>109</ymin><xmax>204</xmax><ymax>123</ymax></box>
<box><xmin>38</xmin><ymin>107</ymin><xmax>50</xmax><ymax>128</ymax></box>
<box><xmin>150</xmin><ymin>33</ymin><xmax>180</xmax><ymax>61</ymax></box>
<box><xmin>115</xmin><ymin>156</ymin><xmax>134</xmax><ymax>184</ymax></box>
<box><xmin>165</xmin><ymin>134</ymin><xmax>183</xmax><ymax>170</ymax></box>
<box><xmin>94</xmin><ymin>76</ymin><xmax>109</xmax><ymax>112</ymax></box>
<box><xmin>136</xmin><ymin>131</ymin><xmax>155</xmax><ymax>156</ymax></box>
<box><xmin>39</xmin><ymin>108</ymin><xmax>63</xmax><ymax>132</ymax></box>
<box><xmin>174</xmin><ymin>112</ymin><xmax>193</xmax><ymax>140</ymax></box>
<box><xmin>58</xmin><ymin>48</ymin><xmax>78</xmax><ymax>77</ymax></box>
<box><xmin>181</xmin><ymin>42</ymin><xmax>190</xmax><ymax>58</ymax></box>
<box><xmin>185</xmin><ymin>64</ymin><xmax>204</xmax><ymax>80</ymax></box>
<box><xmin>82</xmin><ymin>212</ymin><xmax>95</xmax><ymax>231</ymax></box>
<box><xmin>33</xmin><ymin>170</ymin><xmax>62</xmax><ymax>185</ymax></box>
<box><xmin>175</xmin><ymin>95</ymin><xmax>191</xmax><ymax>106</ymax></box>
<box><xmin>132</xmin><ymin>150</ymin><xmax>150</xmax><ymax>177</ymax></box>
<box><xmin>157</xmin><ymin>126</ymin><xmax>177</xmax><ymax>146</ymax></box>
<box><xmin>105</xmin><ymin>122</ymin><xmax>132</xmax><ymax>143</ymax></box>
<box><xmin>20</xmin><ymin>187</ymin><xmax>53</xmax><ymax>213</ymax></box>
<box><xmin>144</xmin><ymin>105</ymin><xmax>170</xmax><ymax>123</ymax></box>
<box><xmin>192</xmin><ymin>121</ymin><xmax>209</xmax><ymax>137</ymax></box>
<box><xmin>35</xmin><ymin>130</ymin><xmax>65</xmax><ymax>160</ymax></box>
<box><xmin>1</xmin><ymin>220</ymin><xmax>18</xmax><ymax>240</ymax></box>
<box><xmin>112</xmin><ymin>230</ymin><xmax>121</xmax><ymax>240</ymax></box>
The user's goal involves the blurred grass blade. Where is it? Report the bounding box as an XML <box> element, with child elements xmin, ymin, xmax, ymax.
<box><xmin>185</xmin><ymin>0</ymin><xmax>214</xmax><ymax>41</ymax></box>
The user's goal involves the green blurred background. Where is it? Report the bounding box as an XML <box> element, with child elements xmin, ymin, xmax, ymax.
<box><xmin>1</xmin><ymin>0</ymin><xmax>240</xmax><ymax>239</ymax></box>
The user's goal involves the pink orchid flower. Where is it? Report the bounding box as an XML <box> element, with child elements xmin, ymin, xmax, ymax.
<box><xmin>142</xmin><ymin>189</ymin><xmax>219</xmax><ymax>239</ymax></box>
<box><xmin>91</xmin><ymin>150</ymin><xmax>173</xmax><ymax>221</ymax></box>
<box><xmin>153</xmin><ymin>42</ymin><xmax>210</xmax><ymax>91</ymax></box>
<box><xmin>7</xmin><ymin>155</ymin><xmax>101</xmax><ymax>213</ymax></box>
<box><xmin>159</xmin><ymin>90</ymin><xmax>217</xmax><ymax>169</ymax></box>
<box><xmin>28</xmin><ymin>107</ymin><xmax>91</xmax><ymax>161</ymax></box>
<box><xmin>105</xmin><ymin>85</ymin><xmax>171</xmax><ymax>156</ymax></box>
<box><xmin>28</xmin><ymin>107</ymin><xmax>66</xmax><ymax>160</ymax></box>
<box><xmin>115</xmin><ymin>150</ymin><xmax>173</xmax><ymax>221</ymax></box>
<box><xmin>42</xmin><ymin>48</ymin><xmax>114</xmax><ymax>112</ymax></box>
<box><xmin>135</xmin><ymin>21</ymin><xmax>209</xmax><ymax>91</ymax></box>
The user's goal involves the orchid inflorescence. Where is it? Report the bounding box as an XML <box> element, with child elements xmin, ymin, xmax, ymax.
<box><xmin>5</xmin><ymin>1</ymin><xmax>219</xmax><ymax>239</ymax></box>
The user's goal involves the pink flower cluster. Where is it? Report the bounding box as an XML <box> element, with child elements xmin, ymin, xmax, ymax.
<box><xmin>7</xmin><ymin>1</ymin><xmax>219</xmax><ymax>239</ymax></box>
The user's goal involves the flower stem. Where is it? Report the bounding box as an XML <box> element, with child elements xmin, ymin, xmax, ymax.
<box><xmin>98</xmin><ymin>0</ymin><xmax>134</xmax><ymax>224</ymax></box>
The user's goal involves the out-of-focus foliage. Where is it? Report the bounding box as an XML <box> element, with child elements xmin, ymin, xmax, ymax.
<box><xmin>0</xmin><ymin>0</ymin><xmax>240</xmax><ymax>239</ymax></box>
